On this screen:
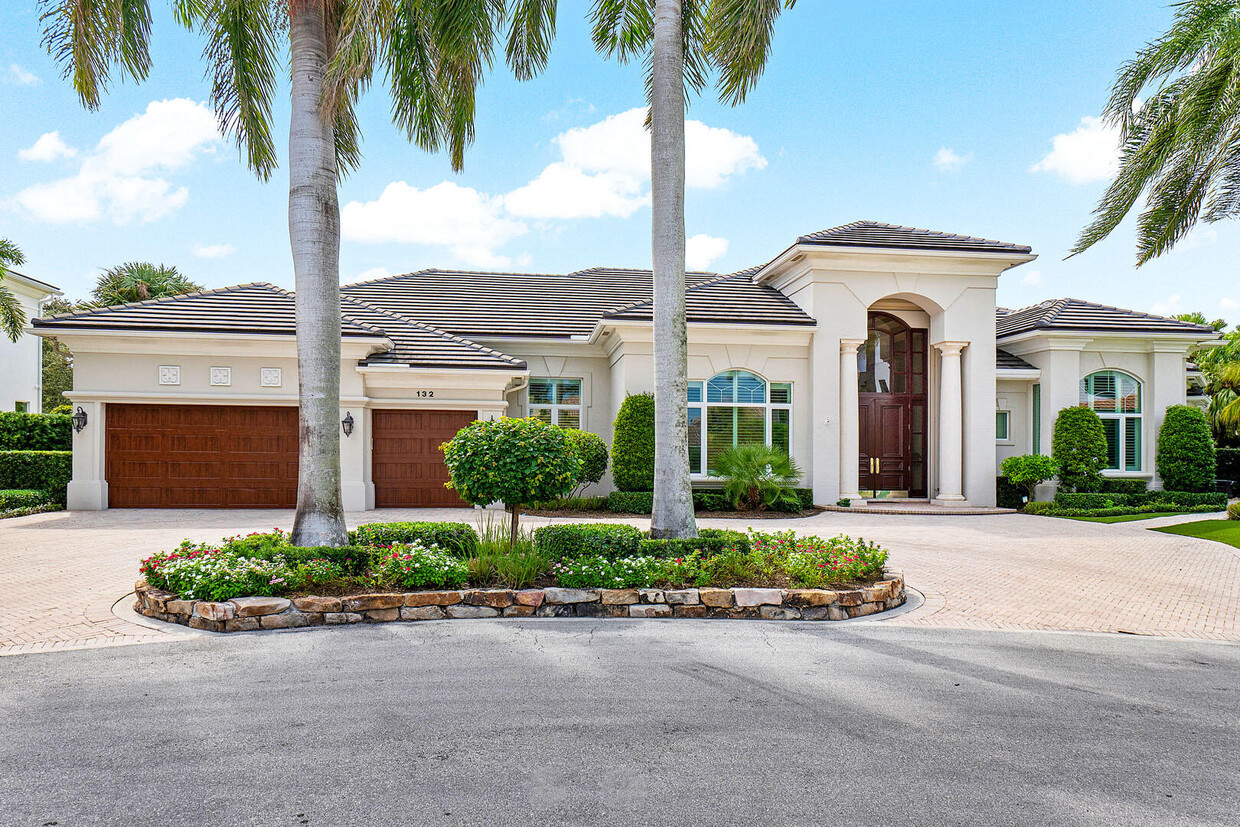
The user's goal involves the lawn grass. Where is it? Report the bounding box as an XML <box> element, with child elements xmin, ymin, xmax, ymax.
<box><xmin>1064</xmin><ymin>511</ymin><xmax>1184</xmax><ymax>524</ymax></box>
<box><xmin>1152</xmin><ymin>519</ymin><xmax>1240</xmax><ymax>548</ymax></box>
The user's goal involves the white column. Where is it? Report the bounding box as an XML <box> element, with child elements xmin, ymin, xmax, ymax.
<box><xmin>66</xmin><ymin>399</ymin><xmax>108</xmax><ymax>510</ymax></box>
<box><xmin>839</xmin><ymin>339</ymin><xmax>864</xmax><ymax>502</ymax></box>
<box><xmin>933</xmin><ymin>341</ymin><xmax>968</xmax><ymax>504</ymax></box>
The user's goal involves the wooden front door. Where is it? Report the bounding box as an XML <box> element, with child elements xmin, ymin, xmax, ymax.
<box><xmin>859</xmin><ymin>397</ymin><xmax>911</xmax><ymax>495</ymax></box>
<box><xmin>372</xmin><ymin>409</ymin><xmax>475</xmax><ymax>507</ymax></box>
<box><xmin>857</xmin><ymin>312</ymin><xmax>929</xmax><ymax>498</ymax></box>
<box><xmin>106</xmin><ymin>404</ymin><xmax>298</xmax><ymax>508</ymax></box>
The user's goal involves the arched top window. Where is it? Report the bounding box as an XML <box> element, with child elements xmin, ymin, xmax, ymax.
<box><xmin>1080</xmin><ymin>370</ymin><xmax>1142</xmax><ymax>471</ymax></box>
<box><xmin>859</xmin><ymin>312</ymin><xmax>926</xmax><ymax>395</ymax></box>
<box><xmin>687</xmin><ymin>370</ymin><xmax>792</xmax><ymax>475</ymax></box>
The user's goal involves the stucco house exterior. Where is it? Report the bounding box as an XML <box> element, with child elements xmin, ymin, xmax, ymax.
<box><xmin>31</xmin><ymin>221</ymin><xmax>1219</xmax><ymax>512</ymax></box>
<box><xmin>2</xmin><ymin>270</ymin><xmax>60</xmax><ymax>414</ymax></box>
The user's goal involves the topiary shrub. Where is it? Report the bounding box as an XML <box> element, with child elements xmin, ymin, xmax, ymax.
<box><xmin>351</xmin><ymin>522</ymin><xmax>479</xmax><ymax>557</ymax></box>
<box><xmin>533</xmin><ymin>523</ymin><xmax>643</xmax><ymax>562</ymax></box>
<box><xmin>611</xmin><ymin>393</ymin><xmax>655</xmax><ymax>492</ymax></box>
<box><xmin>608</xmin><ymin>491</ymin><xmax>654</xmax><ymax>514</ymax></box>
<box><xmin>441</xmin><ymin>417</ymin><xmax>578</xmax><ymax>546</ymax></box>
<box><xmin>0</xmin><ymin>451</ymin><xmax>72</xmax><ymax>501</ymax></box>
<box><xmin>1156</xmin><ymin>405</ymin><xmax>1216</xmax><ymax>493</ymax></box>
<box><xmin>1052</xmin><ymin>407</ymin><xmax>1108</xmax><ymax>492</ymax></box>
<box><xmin>1000</xmin><ymin>454</ymin><xmax>1058</xmax><ymax>503</ymax></box>
<box><xmin>562</xmin><ymin>428</ymin><xmax>609</xmax><ymax>494</ymax></box>
<box><xmin>0</xmin><ymin>412</ymin><xmax>72</xmax><ymax>451</ymax></box>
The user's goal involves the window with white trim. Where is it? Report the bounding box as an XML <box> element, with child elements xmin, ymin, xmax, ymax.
<box><xmin>686</xmin><ymin>370</ymin><xmax>792</xmax><ymax>475</ymax></box>
<box><xmin>995</xmin><ymin>410</ymin><xmax>1010</xmax><ymax>442</ymax></box>
<box><xmin>1080</xmin><ymin>370</ymin><xmax>1142</xmax><ymax>471</ymax></box>
<box><xmin>529</xmin><ymin>378</ymin><xmax>583</xmax><ymax>429</ymax></box>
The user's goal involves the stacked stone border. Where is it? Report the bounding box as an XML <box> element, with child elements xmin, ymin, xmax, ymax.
<box><xmin>134</xmin><ymin>577</ymin><xmax>906</xmax><ymax>632</ymax></box>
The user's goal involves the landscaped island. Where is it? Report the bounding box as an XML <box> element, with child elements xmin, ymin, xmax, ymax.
<box><xmin>134</xmin><ymin>521</ymin><xmax>905</xmax><ymax>632</ymax></box>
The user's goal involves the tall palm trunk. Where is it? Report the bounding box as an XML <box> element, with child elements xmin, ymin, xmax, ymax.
<box><xmin>289</xmin><ymin>1</ymin><xmax>347</xmax><ymax>547</ymax></box>
<box><xmin>649</xmin><ymin>0</ymin><xmax>697</xmax><ymax>539</ymax></box>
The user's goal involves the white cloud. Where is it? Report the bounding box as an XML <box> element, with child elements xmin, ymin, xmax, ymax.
<box><xmin>193</xmin><ymin>242</ymin><xmax>235</xmax><ymax>259</ymax></box>
<box><xmin>18</xmin><ymin>131</ymin><xmax>76</xmax><ymax>162</ymax></box>
<box><xmin>5</xmin><ymin>64</ymin><xmax>39</xmax><ymax>86</ymax></box>
<box><xmin>506</xmin><ymin>108</ymin><xmax>765</xmax><ymax>219</ymax></box>
<box><xmin>12</xmin><ymin>99</ymin><xmax>221</xmax><ymax>224</ymax></box>
<box><xmin>932</xmin><ymin>147</ymin><xmax>971</xmax><ymax>171</ymax></box>
<box><xmin>341</xmin><ymin>181</ymin><xmax>528</xmax><ymax>268</ymax></box>
<box><xmin>354</xmin><ymin>267</ymin><xmax>392</xmax><ymax>282</ymax></box>
<box><xmin>1220</xmin><ymin>297</ymin><xmax>1240</xmax><ymax>312</ymax></box>
<box><xmin>686</xmin><ymin>234</ymin><xmax>729</xmax><ymax>270</ymax></box>
<box><xmin>1030</xmin><ymin>116</ymin><xmax>1120</xmax><ymax>184</ymax></box>
<box><xmin>1150</xmin><ymin>293</ymin><xmax>1183</xmax><ymax>317</ymax></box>
<box><xmin>1019</xmin><ymin>269</ymin><xmax>1044</xmax><ymax>287</ymax></box>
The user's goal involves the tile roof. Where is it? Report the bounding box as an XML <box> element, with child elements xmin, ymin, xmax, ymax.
<box><xmin>601</xmin><ymin>272</ymin><xmax>816</xmax><ymax>326</ymax></box>
<box><xmin>996</xmin><ymin>298</ymin><xmax>1218</xmax><ymax>338</ymax></box>
<box><xmin>996</xmin><ymin>349</ymin><xmax>1038</xmax><ymax>371</ymax></box>
<box><xmin>342</xmin><ymin>298</ymin><xmax>526</xmax><ymax>370</ymax></box>
<box><xmin>31</xmin><ymin>283</ymin><xmax>385</xmax><ymax>338</ymax></box>
<box><xmin>798</xmin><ymin>221</ymin><xmax>1033</xmax><ymax>255</ymax></box>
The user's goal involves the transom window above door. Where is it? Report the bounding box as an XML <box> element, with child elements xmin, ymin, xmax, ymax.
<box><xmin>688</xmin><ymin>370</ymin><xmax>792</xmax><ymax>475</ymax></box>
<box><xmin>529</xmin><ymin>378</ymin><xmax>583</xmax><ymax>428</ymax></box>
<box><xmin>1079</xmin><ymin>370</ymin><xmax>1142</xmax><ymax>471</ymax></box>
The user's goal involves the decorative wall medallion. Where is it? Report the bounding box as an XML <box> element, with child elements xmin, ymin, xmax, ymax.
<box><xmin>210</xmin><ymin>367</ymin><xmax>232</xmax><ymax>386</ymax></box>
<box><xmin>260</xmin><ymin>367</ymin><xmax>282</xmax><ymax>387</ymax></box>
<box><xmin>158</xmin><ymin>365</ymin><xmax>181</xmax><ymax>385</ymax></box>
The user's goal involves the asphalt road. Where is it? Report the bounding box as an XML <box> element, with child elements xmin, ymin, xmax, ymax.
<box><xmin>2</xmin><ymin>621</ymin><xmax>1237</xmax><ymax>827</ymax></box>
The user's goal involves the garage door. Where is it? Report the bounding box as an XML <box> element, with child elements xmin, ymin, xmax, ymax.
<box><xmin>106</xmin><ymin>404</ymin><xmax>298</xmax><ymax>508</ymax></box>
<box><xmin>372</xmin><ymin>409</ymin><xmax>474</xmax><ymax>507</ymax></box>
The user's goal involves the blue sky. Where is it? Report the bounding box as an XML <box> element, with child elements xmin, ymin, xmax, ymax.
<box><xmin>3</xmin><ymin>1</ymin><xmax>1237</xmax><ymax>322</ymax></box>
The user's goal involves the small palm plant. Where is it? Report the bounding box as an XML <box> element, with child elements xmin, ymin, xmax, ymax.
<box><xmin>90</xmin><ymin>262</ymin><xmax>202</xmax><ymax>306</ymax></box>
<box><xmin>0</xmin><ymin>237</ymin><xmax>29</xmax><ymax>343</ymax></box>
<box><xmin>714</xmin><ymin>445</ymin><xmax>802</xmax><ymax>511</ymax></box>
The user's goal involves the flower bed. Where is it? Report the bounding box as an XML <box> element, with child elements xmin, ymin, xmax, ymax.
<box><xmin>133</xmin><ymin>521</ymin><xmax>904</xmax><ymax>631</ymax></box>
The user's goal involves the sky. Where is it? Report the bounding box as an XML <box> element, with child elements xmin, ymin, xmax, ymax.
<box><xmin>3</xmin><ymin>1</ymin><xmax>1238</xmax><ymax>323</ymax></box>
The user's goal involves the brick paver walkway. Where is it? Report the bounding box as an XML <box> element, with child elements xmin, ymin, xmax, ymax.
<box><xmin>2</xmin><ymin>507</ymin><xmax>1238</xmax><ymax>655</ymax></box>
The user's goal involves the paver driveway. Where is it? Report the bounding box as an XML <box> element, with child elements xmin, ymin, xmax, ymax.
<box><xmin>2</xmin><ymin>507</ymin><xmax>1238</xmax><ymax>655</ymax></box>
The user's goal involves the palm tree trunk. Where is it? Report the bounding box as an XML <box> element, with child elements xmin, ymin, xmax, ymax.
<box><xmin>649</xmin><ymin>0</ymin><xmax>697</xmax><ymax>540</ymax></box>
<box><xmin>289</xmin><ymin>1</ymin><xmax>348</xmax><ymax>547</ymax></box>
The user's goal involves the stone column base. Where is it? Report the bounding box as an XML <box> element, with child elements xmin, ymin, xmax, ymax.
<box><xmin>931</xmin><ymin>495</ymin><xmax>969</xmax><ymax>507</ymax></box>
<box><xmin>67</xmin><ymin>480</ymin><xmax>108</xmax><ymax>510</ymax></box>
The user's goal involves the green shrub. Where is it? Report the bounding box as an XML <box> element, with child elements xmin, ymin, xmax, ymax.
<box><xmin>0</xmin><ymin>412</ymin><xmax>71</xmax><ymax>451</ymax></box>
<box><xmin>611</xmin><ymin>393</ymin><xmax>655</xmax><ymax>491</ymax></box>
<box><xmin>0</xmin><ymin>489</ymin><xmax>53</xmax><ymax>510</ymax></box>
<box><xmin>351</xmin><ymin>522</ymin><xmax>479</xmax><ymax>556</ymax></box>
<box><xmin>793</xmin><ymin>488</ymin><xmax>815</xmax><ymax>509</ymax></box>
<box><xmin>372</xmin><ymin>543</ymin><xmax>469</xmax><ymax>589</ymax></box>
<box><xmin>551</xmin><ymin>555</ymin><xmax>665</xmax><ymax>589</ymax></box>
<box><xmin>528</xmin><ymin>496</ymin><xmax>610</xmax><ymax>511</ymax></box>
<box><xmin>562</xmin><ymin>429</ymin><xmax>609</xmax><ymax>493</ymax></box>
<box><xmin>48</xmin><ymin>404</ymin><xmax>73</xmax><ymax>416</ymax></box>
<box><xmin>0</xmin><ymin>451</ymin><xmax>72</xmax><ymax>500</ymax></box>
<box><xmin>692</xmin><ymin>490</ymin><xmax>729</xmax><ymax>511</ymax></box>
<box><xmin>1000</xmin><ymin>454</ymin><xmax>1058</xmax><ymax>502</ymax></box>
<box><xmin>1217</xmin><ymin>448</ymin><xmax>1240</xmax><ymax>484</ymax></box>
<box><xmin>1099</xmin><ymin>478</ymin><xmax>1149</xmax><ymax>495</ymax></box>
<box><xmin>1021</xmin><ymin>501</ymin><xmax>1055</xmax><ymax>515</ymax></box>
<box><xmin>275</xmin><ymin>545</ymin><xmax>374</xmax><ymax>576</ymax></box>
<box><xmin>1157</xmin><ymin>490</ymin><xmax>1227</xmax><ymax>509</ymax></box>
<box><xmin>996</xmin><ymin>476</ymin><xmax>1024</xmax><ymax>509</ymax></box>
<box><xmin>1156</xmin><ymin>405</ymin><xmax>1216</xmax><ymax>492</ymax></box>
<box><xmin>608</xmin><ymin>491</ymin><xmax>653</xmax><ymax>514</ymax></box>
<box><xmin>1228</xmin><ymin>501</ymin><xmax>1240</xmax><ymax>521</ymax></box>
<box><xmin>533</xmin><ymin>523</ymin><xmax>643</xmax><ymax>562</ymax></box>
<box><xmin>1052</xmin><ymin>407</ymin><xmax>1108</xmax><ymax>492</ymax></box>
<box><xmin>638</xmin><ymin>528</ymin><xmax>751</xmax><ymax>558</ymax></box>
<box><xmin>714</xmin><ymin>444</ymin><xmax>802</xmax><ymax>510</ymax></box>
<box><xmin>1054</xmin><ymin>492</ymin><xmax>1126</xmax><ymax>510</ymax></box>
<box><xmin>141</xmin><ymin>546</ymin><xmax>295</xmax><ymax>601</ymax></box>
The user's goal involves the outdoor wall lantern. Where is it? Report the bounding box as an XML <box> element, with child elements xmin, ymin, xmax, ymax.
<box><xmin>70</xmin><ymin>406</ymin><xmax>88</xmax><ymax>433</ymax></box>
<box><xmin>341</xmin><ymin>412</ymin><xmax>355</xmax><ymax>437</ymax></box>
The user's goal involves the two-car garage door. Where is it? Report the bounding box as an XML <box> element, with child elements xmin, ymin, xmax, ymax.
<box><xmin>105</xmin><ymin>404</ymin><xmax>472</xmax><ymax>509</ymax></box>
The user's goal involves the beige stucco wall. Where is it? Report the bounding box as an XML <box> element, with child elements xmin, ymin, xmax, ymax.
<box><xmin>995</xmin><ymin>380</ymin><xmax>1033</xmax><ymax>463</ymax></box>
<box><xmin>2</xmin><ymin>277</ymin><xmax>57</xmax><ymax>413</ymax></box>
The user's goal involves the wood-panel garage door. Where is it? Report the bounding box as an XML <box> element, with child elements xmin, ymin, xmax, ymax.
<box><xmin>372</xmin><ymin>409</ymin><xmax>474</xmax><ymax>507</ymax></box>
<box><xmin>106</xmin><ymin>404</ymin><xmax>298</xmax><ymax>508</ymax></box>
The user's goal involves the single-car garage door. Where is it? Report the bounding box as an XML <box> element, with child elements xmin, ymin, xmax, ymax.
<box><xmin>372</xmin><ymin>409</ymin><xmax>474</xmax><ymax>507</ymax></box>
<box><xmin>106</xmin><ymin>404</ymin><xmax>298</xmax><ymax>508</ymax></box>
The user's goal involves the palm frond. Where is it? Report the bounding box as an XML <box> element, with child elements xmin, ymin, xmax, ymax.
<box><xmin>39</xmin><ymin>0</ymin><xmax>153</xmax><ymax>110</ymax></box>
<box><xmin>591</xmin><ymin>0</ymin><xmax>653</xmax><ymax>63</ymax></box>
<box><xmin>0</xmin><ymin>283</ymin><xmax>28</xmax><ymax>344</ymax></box>
<box><xmin>506</xmin><ymin>0</ymin><xmax>556</xmax><ymax>81</ymax></box>
<box><xmin>706</xmin><ymin>0</ymin><xmax>795</xmax><ymax>106</ymax></box>
<box><xmin>0</xmin><ymin>238</ymin><xmax>27</xmax><ymax>270</ymax></box>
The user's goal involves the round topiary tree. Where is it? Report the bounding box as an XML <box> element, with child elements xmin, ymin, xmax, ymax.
<box><xmin>441</xmin><ymin>417</ymin><xmax>579</xmax><ymax>546</ymax></box>
<box><xmin>1156</xmin><ymin>404</ymin><xmax>1216</xmax><ymax>492</ymax></box>
<box><xmin>999</xmin><ymin>454</ymin><xmax>1059</xmax><ymax>504</ymax></box>
<box><xmin>1052</xmin><ymin>406</ymin><xmax>1108</xmax><ymax>492</ymax></box>
<box><xmin>612</xmin><ymin>393</ymin><xmax>655</xmax><ymax>492</ymax></box>
<box><xmin>562</xmin><ymin>428</ymin><xmax>609</xmax><ymax>495</ymax></box>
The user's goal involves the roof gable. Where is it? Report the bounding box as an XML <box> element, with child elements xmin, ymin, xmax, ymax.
<box><xmin>601</xmin><ymin>272</ymin><xmax>815</xmax><ymax>326</ymax></box>
<box><xmin>342</xmin><ymin>298</ymin><xmax>526</xmax><ymax>370</ymax></box>
<box><xmin>798</xmin><ymin>220</ymin><xmax>1032</xmax><ymax>255</ymax></box>
<box><xmin>996</xmin><ymin>298</ymin><xmax>1217</xmax><ymax>338</ymax></box>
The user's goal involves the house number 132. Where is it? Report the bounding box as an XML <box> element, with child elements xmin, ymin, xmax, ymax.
<box><xmin>416</xmin><ymin>390</ymin><xmax>435</xmax><ymax>398</ymax></box>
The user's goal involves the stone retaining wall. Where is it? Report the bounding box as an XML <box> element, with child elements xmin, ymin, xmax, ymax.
<box><xmin>134</xmin><ymin>577</ymin><xmax>906</xmax><ymax>633</ymax></box>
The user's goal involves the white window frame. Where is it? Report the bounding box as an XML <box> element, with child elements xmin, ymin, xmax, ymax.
<box><xmin>1080</xmin><ymin>370</ymin><xmax>1143</xmax><ymax>472</ymax></box>
<box><xmin>687</xmin><ymin>370</ymin><xmax>793</xmax><ymax>477</ymax></box>
<box><xmin>529</xmin><ymin>377</ymin><xmax>585</xmax><ymax>429</ymax></box>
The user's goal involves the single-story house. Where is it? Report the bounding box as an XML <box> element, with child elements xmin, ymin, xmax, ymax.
<box><xmin>2</xmin><ymin>270</ymin><xmax>60</xmax><ymax>413</ymax></box>
<box><xmin>32</xmin><ymin>221</ymin><xmax>1219</xmax><ymax>511</ymax></box>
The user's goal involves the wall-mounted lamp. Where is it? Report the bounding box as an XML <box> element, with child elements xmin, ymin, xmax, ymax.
<box><xmin>341</xmin><ymin>411</ymin><xmax>355</xmax><ymax>437</ymax></box>
<box><xmin>70</xmin><ymin>406</ymin><xmax>88</xmax><ymax>433</ymax></box>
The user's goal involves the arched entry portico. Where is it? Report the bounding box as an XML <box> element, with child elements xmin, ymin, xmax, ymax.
<box><xmin>857</xmin><ymin>311</ymin><xmax>928</xmax><ymax>498</ymax></box>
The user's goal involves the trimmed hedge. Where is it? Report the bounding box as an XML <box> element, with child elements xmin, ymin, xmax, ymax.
<box><xmin>608</xmin><ymin>491</ymin><xmax>653</xmax><ymax>514</ymax></box>
<box><xmin>637</xmin><ymin>528</ymin><xmax>752</xmax><ymax>558</ymax></box>
<box><xmin>0</xmin><ymin>489</ymin><xmax>54</xmax><ymax>510</ymax></box>
<box><xmin>0</xmin><ymin>412</ymin><xmax>71</xmax><ymax>451</ymax></box>
<box><xmin>609</xmin><ymin>488</ymin><xmax>814</xmax><ymax>515</ymax></box>
<box><xmin>1099</xmin><ymin>478</ymin><xmax>1149</xmax><ymax>495</ymax></box>
<box><xmin>1156</xmin><ymin>405</ymin><xmax>1216</xmax><ymax>492</ymax></box>
<box><xmin>1054</xmin><ymin>492</ymin><xmax>1124</xmax><ymax>510</ymax></box>
<box><xmin>350</xmin><ymin>522</ymin><xmax>479</xmax><ymax>557</ymax></box>
<box><xmin>0</xmin><ymin>451</ymin><xmax>72</xmax><ymax>501</ymax></box>
<box><xmin>533</xmin><ymin>523</ymin><xmax>644</xmax><ymax>562</ymax></box>
<box><xmin>1054</xmin><ymin>490</ymin><xmax>1227</xmax><ymax>511</ymax></box>
<box><xmin>611</xmin><ymin>393</ymin><xmax>655</xmax><ymax>492</ymax></box>
<box><xmin>1052</xmin><ymin>407</ymin><xmax>1108</xmax><ymax>492</ymax></box>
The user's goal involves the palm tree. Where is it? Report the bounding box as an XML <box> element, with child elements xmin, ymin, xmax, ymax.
<box><xmin>591</xmin><ymin>0</ymin><xmax>797</xmax><ymax>539</ymax></box>
<box><xmin>1073</xmin><ymin>0</ymin><xmax>1240</xmax><ymax>262</ymax></box>
<box><xmin>40</xmin><ymin>0</ymin><xmax>556</xmax><ymax>546</ymax></box>
<box><xmin>90</xmin><ymin>262</ymin><xmax>202</xmax><ymax>306</ymax></box>
<box><xmin>0</xmin><ymin>238</ymin><xmax>28</xmax><ymax>343</ymax></box>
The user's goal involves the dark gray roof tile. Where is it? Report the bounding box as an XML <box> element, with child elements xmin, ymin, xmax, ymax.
<box><xmin>996</xmin><ymin>349</ymin><xmax>1038</xmax><ymax>371</ymax></box>
<box><xmin>996</xmin><ymin>298</ymin><xmax>1217</xmax><ymax>338</ymax></box>
<box><xmin>342</xmin><ymin>298</ymin><xmax>526</xmax><ymax>371</ymax></box>
<box><xmin>602</xmin><ymin>272</ymin><xmax>815</xmax><ymax>326</ymax></box>
<box><xmin>798</xmin><ymin>220</ymin><xmax>1033</xmax><ymax>254</ymax></box>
